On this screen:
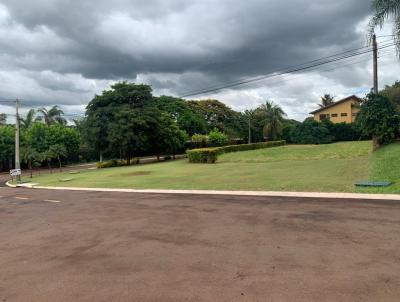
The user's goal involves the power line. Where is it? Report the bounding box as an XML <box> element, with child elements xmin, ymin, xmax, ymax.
<box><xmin>180</xmin><ymin>42</ymin><xmax>396</xmax><ymax>97</ymax></box>
<box><xmin>179</xmin><ymin>42</ymin><xmax>397</xmax><ymax>98</ymax></box>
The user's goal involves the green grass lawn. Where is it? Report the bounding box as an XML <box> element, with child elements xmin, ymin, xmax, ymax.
<box><xmin>356</xmin><ymin>142</ymin><xmax>400</xmax><ymax>194</ymax></box>
<box><xmin>27</xmin><ymin>140</ymin><xmax>398</xmax><ymax>193</ymax></box>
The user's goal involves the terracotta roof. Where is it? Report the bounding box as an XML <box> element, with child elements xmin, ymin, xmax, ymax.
<box><xmin>309</xmin><ymin>95</ymin><xmax>362</xmax><ymax>114</ymax></box>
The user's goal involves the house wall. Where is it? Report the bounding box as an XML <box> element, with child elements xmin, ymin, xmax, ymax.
<box><xmin>312</xmin><ymin>98</ymin><xmax>360</xmax><ymax>124</ymax></box>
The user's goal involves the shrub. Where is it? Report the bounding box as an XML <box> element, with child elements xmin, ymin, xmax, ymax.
<box><xmin>321</xmin><ymin>119</ymin><xmax>363</xmax><ymax>142</ymax></box>
<box><xmin>187</xmin><ymin>147</ymin><xmax>222</xmax><ymax>163</ymax></box>
<box><xmin>187</xmin><ymin>140</ymin><xmax>286</xmax><ymax>163</ymax></box>
<box><xmin>356</xmin><ymin>93</ymin><xmax>400</xmax><ymax>149</ymax></box>
<box><xmin>208</xmin><ymin>129</ymin><xmax>228</xmax><ymax>147</ymax></box>
<box><xmin>191</xmin><ymin>134</ymin><xmax>208</xmax><ymax>148</ymax></box>
<box><xmin>288</xmin><ymin>118</ymin><xmax>334</xmax><ymax>144</ymax></box>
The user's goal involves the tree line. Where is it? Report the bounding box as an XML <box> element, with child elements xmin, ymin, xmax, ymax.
<box><xmin>1</xmin><ymin>80</ymin><xmax>400</xmax><ymax>172</ymax></box>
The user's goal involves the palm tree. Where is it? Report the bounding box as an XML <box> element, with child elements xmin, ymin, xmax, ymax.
<box><xmin>257</xmin><ymin>101</ymin><xmax>286</xmax><ymax>141</ymax></box>
<box><xmin>21</xmin><ymin>109</ymin><xmax>36</xmax><ymax>129</ymax></box>
<box><xmin>21</xmin><ymin>146</ymin><xmax>38</xmax><ymax>178</ymax></box>
<box><xmin>43</xmin><ymin>149</ymin><xmax>55</xmax><ymax>173</ymax></box>
<box><xmin>36</xmin><ymin>105</ymin><xmax>67</xmax><ymax>126</ymax></box>
<box><xmin>369</xmin><ymin>0</ymin><xmax>400</xmax><ymax>52</ymax></box>
<box><xmin>318</xmin><ymin>94</ymin><xmax>335</xmax><ymax>108</ymax></box>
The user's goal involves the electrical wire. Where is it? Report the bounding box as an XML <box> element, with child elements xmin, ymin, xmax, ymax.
<box><xmin>179</xmin><ymin>42</ymin><xmax>397</xmax><ymax>98</ymax></box>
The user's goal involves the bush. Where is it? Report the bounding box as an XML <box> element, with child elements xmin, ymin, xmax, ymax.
<box><xmin>321</xmin><ymin>120</ymin><xmax>363</xmax><ymax>142</ymax></box>
<box><xmin>191</xmin><ymin>134</ymin><xmax>208</xmax><ymax>149</ymax></box>
<box><xmin>96</xmin><ymin>158</ymin><xmax>139</xmax><ymax>168</ymax></box>
<box><xmin>287</xmin><ymin>118</ymin><xmax>334</xmax><ymax>144</ymax></box>
<box><xmin>356</xmin><ymin>93</ymin><xmax>400</xmax><ymax>149</ymax></box>
<box><xmin>208</xmin><ymin>129</ymin><xmax>228</xmax><ymax>147</ymax></box>
<box><xmin>187</xmin><ymin>140</ymin><xmax>286</xmax><ymax>163</ymax></box>
<box><xmin>186</xmin><ymin>147</ymin><xmax>222</xmax><ymax>163</ymax></box>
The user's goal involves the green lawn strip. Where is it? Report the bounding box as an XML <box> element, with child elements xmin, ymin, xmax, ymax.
<box><xmin>356</xmin><ymin>142</ymin><xmax>400</xmax><ymax>194</ymax></box>
<box><xmin>31</xmin><ymin>141</ymin><xmax>372</xmax><ymax>192</ymax></box>
<box><xmin>220</xmin><ymin>141</ymin><xmax>371</xmax><ymax>163</ymax></box>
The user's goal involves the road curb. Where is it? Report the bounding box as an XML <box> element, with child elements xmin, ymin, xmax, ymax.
<box><xmin>5</xmin><ymin>181</ymin><xmax>16</xmax><ymax>188</ymax></box>
<box><xmin>20</xmin><ymin>185</ymin><xmax>400</xmax><ymax>201</ymax></box>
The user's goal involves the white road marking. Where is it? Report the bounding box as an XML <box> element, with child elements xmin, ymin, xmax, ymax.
<box><xmin>44</xmin><ymin>199</ymin><xmax>61</xmax><ymax>203</ymax></box>
<box><xmin>15</xmin><ymin>197</ymin><xmax>29</xmax><ymax>200</ymax></box>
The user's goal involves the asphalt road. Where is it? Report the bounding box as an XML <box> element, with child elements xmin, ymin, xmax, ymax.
<box><xmin>1</xmin><ymin>187</ymin><xmax>400</xmax><ymax>301</ymax></box>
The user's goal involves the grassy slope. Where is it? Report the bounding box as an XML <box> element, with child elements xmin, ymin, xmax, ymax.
<box><xmin>31</xmin><ymin>141</ymin><xmax>373</xmax><ymax>192</ymax></box>
<box><xmin>357</xmin><ymin>142</ymin><xmax>400</xmax><ymax>194</ymax></box>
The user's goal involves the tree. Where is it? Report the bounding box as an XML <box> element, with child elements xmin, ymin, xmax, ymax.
<box><xmin>0</xmin><ymin>113</ymin><xmax>6</xmax><ymax>125</ymax></box>
<box><xmin>369</xmin><ymin>0</ymin><xmax>400</xmax><ymax>53</ymax></box>
<box><xmin>85</xmin><ymin>82</ymin><xmax>161</xmax><ymax>164</ymax></box>
<box><xmin>188</xmin><ymin>99</ymin><xmax>239</xmax><ymax>133</ymax></box>
<box><xmin>256</xmin><ymin>101</ymin><xmax>286</xmax><ymax>141</ymax></box>
<box><xmin>49</xmin><ymin>144</ymin><xmax>67</xmax><ymax>172</ymax></box>
<box><xmin>154</xmin><ymin>96</ymin><xmax>208</xmax><ymax>136</ymax></box>
<box><xmin>381</xmin><ymin>81</ymin><xmax>400</xmax><ymax>110</ymax></box>
<box><xmin>0</xmin><ymin>125</ymin><xmax>15</xmax><ymax>170</ymax></box>
<box><xmin>318</xmin><ymin>94</ymin><xmax>335</xmax><ymax>108</ymax></box>
<box><xmin>36</xmin><ymin>105</ymin><xmax>67</xmax><ymax>126</ymax></box>
<box><xmin>151</xmin><ymin>113</ymin><xmax>188</xmax><ymax>160</ymax></box>
<box><xmin>21</xmin><ymin>146</ymin><xmax>38</xmax><ymax>178</ymax></box>
<box><xmin>356</xmin><ymin>93</ymin><xmax>399</xmax><ymax>150</ymax></box>
<box><xmin>286</xmin><ymin>118</ymin><xmax>334</xmax><ymax>144</ymax></box>
<box><xmin>21</xmin><ymin>109</ymin><xmax>36</xmax><ymax>129</ymax></box>
<box><xmin>43</xmin><ymin>149</ymin><xmax>55</xmax><ymax>173</ymax></box>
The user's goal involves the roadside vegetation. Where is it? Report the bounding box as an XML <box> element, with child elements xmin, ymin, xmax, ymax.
<box><xmin>30</xmin><ymin>141</ymin><xmax>372</xmax><ymax>193</ymax></box>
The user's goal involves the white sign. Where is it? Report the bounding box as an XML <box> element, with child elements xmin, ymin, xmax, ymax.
<box><xmin>10</xmin><ymin>169</ymin><xmax>21</xmax><ymax>177</ymax></box>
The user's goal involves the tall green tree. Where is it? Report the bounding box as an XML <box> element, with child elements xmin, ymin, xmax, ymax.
<box><xmin>381</xmin><ymin>81</ymin><xmax>400</xmax><ymax>110</ymax></box>
<box><xmin>257</xmin><ymin>101</ymin><xmax>286</xmax><ymax>141</ymax></box>
<box><xmin>369</xmin><ymin>0</ymin><xmax>400</xmax><ymax>52</ymax></box>
<box><xmin>36</xmin><ymin>105</ymin><xmax>67</xmax><ymax>126</ymax></box>
<box><xmin>21</xmin><ymin>109</ymin><xmax>36</xmax><ymax>128</ymax></box>
<box><xmin>0</xmin><ymin>125</ymin><xmax>15</xmax><ymax>170</ymax></box>
<box><xmin>154</xmin><ymin>96</ymin><xmax>207</xmax><ymax>136</ymax></box>
<box><xmin>318</xmin><ymin>94</ymin><xmax>335</xmax><ymax>108</ymax></box>
<box><xmin>85</xmin><ymin>82</ymin><xmax>165</xmax><ymax>164</ymax></box>
<box><xmin>150</xmin><ymin>113</ymin><xmax>188</xmax><ymax>160</ymax></box>
<box><xmin>188</xmin><ymin>99</ymin><xmax>239</xmax><ymax>133</ymax></box>
<box><xmin>356</xmin><ymin>93</ymin><xmax>399</xmax><ymax>149</ymax></box>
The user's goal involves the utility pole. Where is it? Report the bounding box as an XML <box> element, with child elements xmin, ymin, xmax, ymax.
<box><xmin>248</xmin><ymin>115</ymin><xmax>251</xmax><ymax>144</ymax></box>
<box><xmin>15</xmin><ymin>98</ymin><xmax>21</xmax><ymax>182</ymax></box>
<box><xmin>373</xmin><ymin>34</ymin><xmax>378</xmax><ymax>95</ymax></box>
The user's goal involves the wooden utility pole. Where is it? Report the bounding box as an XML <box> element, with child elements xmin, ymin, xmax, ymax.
<box><xmin>373</xmin><ymin>34</ymin><xmax>378</xmax><ymax>94</ymax></box>
<box><xmin>15</xmin><ymin>98</ymin><xmax>21</xmax><ymax>182</ymax></box>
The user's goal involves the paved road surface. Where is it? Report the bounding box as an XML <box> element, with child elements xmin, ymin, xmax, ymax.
<box><xmin>1</xmin><ymin>187</ymin><xmax>400</xmax><ymax>301</ymax></box>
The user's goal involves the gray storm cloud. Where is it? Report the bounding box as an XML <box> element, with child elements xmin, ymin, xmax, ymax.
<box><xmin>0</xmin><ymin>0</ymin><xmax>397</xmax><ymax>120</ymax></box>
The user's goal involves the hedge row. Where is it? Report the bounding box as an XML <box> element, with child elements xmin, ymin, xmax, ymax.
<box><xmin>187</xmin><ymin>140</ymin><xmax>286</xmax><ymax>163</ymax></box>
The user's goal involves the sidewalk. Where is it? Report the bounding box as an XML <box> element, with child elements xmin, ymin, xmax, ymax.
<box><xmin>9</xmin><ymin>183</ymin><xmax>400</xmax><ymax>201</ymax></box>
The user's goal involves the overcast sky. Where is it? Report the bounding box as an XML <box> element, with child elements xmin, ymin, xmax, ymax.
<box><xmin>0</xmin><ymin>0</ymin><xmax>398</xmax><ymax>121</ymax></box>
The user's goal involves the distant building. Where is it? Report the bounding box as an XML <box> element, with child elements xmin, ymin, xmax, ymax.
<box><xmin>310</xmin><ymin>95</ymin><xmax>362</xmax><ymax>124</ymax></box>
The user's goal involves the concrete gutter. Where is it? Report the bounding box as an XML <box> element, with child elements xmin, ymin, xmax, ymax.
<box><xmin>7</xmin><ymin>182</ymin><xmax>400</xmax><ymax>200</ymax></box>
